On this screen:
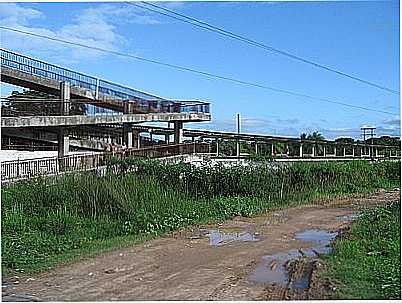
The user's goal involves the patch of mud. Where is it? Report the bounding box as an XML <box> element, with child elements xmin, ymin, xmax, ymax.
<box><xmin>206</xmin><ymin>229</ymin><xmax>260</xmax><ymax>246</ymax></box>
<box><xmin>2</xmin><ymin>294</ymin><xmax>41</xmax><ymax>302</ymax></box>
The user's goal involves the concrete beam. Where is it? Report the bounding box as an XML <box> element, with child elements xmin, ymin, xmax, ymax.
<box><xmin>2</xmin><ymin>112</ymin><xmax>210</xmax><ymax>128</ymax></box>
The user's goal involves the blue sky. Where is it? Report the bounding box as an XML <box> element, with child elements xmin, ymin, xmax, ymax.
<box><xmin>0</xmin><ymin>1</ymin><xmax>399</xmax><ymax>139</ymax></box>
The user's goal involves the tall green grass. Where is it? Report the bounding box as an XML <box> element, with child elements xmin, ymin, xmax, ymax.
<box><xmin>322</xmin><ymin>202</ymin><xmax>401</xmax><ymax>299</ymax></box>
<box><xmin>2</xmin><ymin>160</ymin><xmax>400</xmax><ymax>274</ymax></box>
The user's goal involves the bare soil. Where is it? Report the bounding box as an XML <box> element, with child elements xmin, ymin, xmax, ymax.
<box><xmin>2</xmin><ymin>188</ymin><xmax>400</xmax><ymax>301</ymax></box>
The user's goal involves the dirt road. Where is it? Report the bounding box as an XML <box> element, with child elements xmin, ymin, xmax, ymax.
<box><xmin>3</xmin><ymin>189</ymin><xmax>400</xmax><ymax>301</ymax></box>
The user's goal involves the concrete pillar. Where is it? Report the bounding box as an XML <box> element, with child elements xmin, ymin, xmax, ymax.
<box><xmin>216</xmin><ymin>139</ymin><xmax>219</xmax><ymax>156</ymax></box>
<box><xmin>58</xmin><ymin>82</ymin><xmax>70</xmax><ymax>157</ymax></box>
<box><xmin>299</xmin><ymin>144</ymin><xmax>303</xmax><ymax>157</ymax></box>
<box><xmin>165</xmin><ymin>134</ymin><xmax>170</xmax><ymax>144</ymax></box>
<box><xmin>255</xmin><ymin>142</ymin><xmax>258</xmax><ymax>154</ymax></box>
<box><xmin>60</xmin><ymin>82</ymin><xmax>70</xmax><ymax>115</ymax></box>
<box><xmin>236</xmin><ymin>139</ymin><xmax>240</xmax><ymax>157</ymax></box>
<box><xmin>133</xmin><ymin>131</ymin><xmax>140</xmax><ymax>149</ymax></box>
<box><xmin>323</xmin><ymin>145</ymin><xmax>326</xmax><ymax>157</ymax></box>
<box><xmin>334</xmin><ymin>146</ymin><xmax>337</xmax><ymax>157</ymax></box>
<box><xmin>271</xmin><ymin>143</ymin><xmax>274</xmax><ymax>156</ymax></box>
<box><xmin>57</xmin><ymin>129</ymin><xmax>69</xmax><ymax>158</ymax></box>
<box><xmin>352</xmin><ymin>146</ymin><xmax>355</xmax><ymax>157</ymax></box>
<box><xmin>343</xmin><ymin>147</ymin><xmax>346</xmax><ymax>157</ymax></box>
<box><xmin>123</xmin><ymin>123</ymin><xmax>133</xmax><ymax>148</ymax></box>
<box><xmin>174</xmin><ymin>121</ymin><xmax>183</xmax><ymax>144</ymax></box>
<box><xmin>312</xmin><ymin>145</ymin><xmax>315</xmax><ymax>157</ymax></box>
<box><xmin>285</xmin><ymin>144</ymin><xmax>289</xmax><ymax>156</ymax></box>
<box><xmin>192</xmin><ymin>136</ymin><xmax>195</xmax><ymax>143</ymax></box>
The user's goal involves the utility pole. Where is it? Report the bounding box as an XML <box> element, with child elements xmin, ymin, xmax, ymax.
<box><xmin>361</xmin><ymin>126</ymin><xmax>376</xmax><ymax>158</ymax></box>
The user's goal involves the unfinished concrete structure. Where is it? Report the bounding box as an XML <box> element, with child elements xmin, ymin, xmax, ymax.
<box><xmin>1</xmin><ymin>49</ymin><xmax>211</xmax><ymax>156</ymax></box>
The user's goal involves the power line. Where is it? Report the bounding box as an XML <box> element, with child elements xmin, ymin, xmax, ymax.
<box><xmin>135</xmin><ymin>1</ymin><xmax>399</xmax><ymax>95</ymax></box>
<box><xmin>0</xmin><ymin>26</ymin><xmax>397</xmax><ymax>116</ymax></box>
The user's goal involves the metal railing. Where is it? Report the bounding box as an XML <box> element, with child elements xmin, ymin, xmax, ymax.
<box><xmin>1</xmin><ymin>142</ymin><xmax>211</xmax><ymax>182</ymax></box>
<box><xmin>1</xmin><ymin>49</ymin><xmax>210</xmax><ymax>115</ymax></box>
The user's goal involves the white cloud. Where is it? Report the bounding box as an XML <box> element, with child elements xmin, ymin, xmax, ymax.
<box><xmin>0</xmin><ymin>3</ymin><xmax>162</xmax><ymax>63</ymax></box>
<box><xmin>0</xmin><ymin>3</ymin><xmax>42</xmax><ymax>26</ymax></box>
<box><xmin>382</xmin><ymin>117</ymin><xmax>400</xmax><ymax>127</ymax></box>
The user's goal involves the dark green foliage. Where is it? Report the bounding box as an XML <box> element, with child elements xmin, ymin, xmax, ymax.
<box><xmin>323</xmin><ymin>202</ymin><xmax>401</xmax><ymax>299</ymax></box>
<box><xmin>2</xmin><ymin>160</ymin><xmax>400</xmax><ymax>274</ymax></box>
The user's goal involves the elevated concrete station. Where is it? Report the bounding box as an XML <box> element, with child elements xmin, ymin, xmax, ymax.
<box><xmin>1</xmin><ymin>49</ymin><xmax>211</xmax><ymax>157</ymax></box>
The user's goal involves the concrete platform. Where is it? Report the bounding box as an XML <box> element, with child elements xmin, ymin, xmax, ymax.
<box><xmin>2</xmin><ymin>112</ymin><xmax>211</xmax><ymax>128</ymax></box>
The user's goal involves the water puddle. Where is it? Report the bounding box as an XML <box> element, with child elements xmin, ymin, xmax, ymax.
<box><xmin>206</xmin><ymin>229</ymin><xmax>260</xmax><ymax>246</ymax></box>
<box><xmin>294</xmin><ymin>229</ymin><xmax>338</xmax><ymax>247</ymax></box>
<box><xmin>336</xmin><ymin>213</ymin><xmax>360</xmax><ymax>221</ymax></box>
<box><xmin>249</xmin><ymin>229</ymin><xmax>338</xmax><ymax>290</ymax></box>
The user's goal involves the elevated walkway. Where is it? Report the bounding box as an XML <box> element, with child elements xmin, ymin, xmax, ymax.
<box><xmin>1</xmin><ymin>49</ymin><xmax>210</xmax><ymax>116</ymax></box>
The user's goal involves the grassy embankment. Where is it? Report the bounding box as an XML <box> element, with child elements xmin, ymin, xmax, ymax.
<box><xmin>322</xmin><ymin>201</ymin><xmax>400</xmax><ymax>299</ymax></box>
<box><xmin>2</xmin><ymin>160</ymin><xmax>400</xmax><ymax>275</ymax></box>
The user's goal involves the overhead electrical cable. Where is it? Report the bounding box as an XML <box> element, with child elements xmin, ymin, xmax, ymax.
<box><xmin>134</xmin><ymin>1</ymin><xmax>399</xmax><ymax>95</ymax></box>
<box><xmin>0</xmin><ymin>26</ymin><xmax>397</xmax><ymax>116</ymax></box>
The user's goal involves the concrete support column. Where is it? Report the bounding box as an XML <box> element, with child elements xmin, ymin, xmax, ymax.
<box><xmin>323</xmin><ymin>145</ymin><xmax>326</xmax><ymax>157</ymax></box>
<box><xmin>60</xmin><ymin>82</ymin><xmax>70</xmax><ymax>115</ymax></box>
<box><xmin>57</xmin><ymin>128</ymin><xmax>69</xmax><ymax>158</ymax></box>
<box><xmin>236</xmin><ymin>139</ymin><xmax>240</xmax><ymax>157</ymax></box>
<box><xmin>343</xmin><ymin>147</ymin><xmax>346</xmax><ymax>157</ymax></box>
<box><xmin>123</xmin><ymin>123</ymin><xmax>133</xmax><ymax>148</ymax></box>
<box><xmin>299</xmin><ymin>144</ymin><xmax>303</xmax><ymax>157</ymax></box>
<box><xmin>165</xmin><ymin>134</ymin><xmax>170</xmax><ymax>145</ymax></box>
<box><xmin>133</xmin><ymin>131</ymin><xmax>140</xmax><ymax>149</ymax></box>
<box><xmin>285</xmin><ymin>144</ymin><xmax>289</xmax><ymax>156</ymax></box>
<box><xmin>312</xmin><ymin>145</ymin><xmax>315</xmax><ymax>157</ymax></box>
<box><xmin>352</xmin><ymin>146</ymin><xmax>355</xmax><ymax>157</ymax></box>
<box><xmin>191</xmin><ymin>136</ymin><xmax>195</xmax><ymax>143</ymax></box>
<box><xmin>173</xmin><ymin>121</ymin><xmax>183</xmax><ymax>144</ymax></box>
<box><xmin>334</xmin><ymin>146</ymin><xmax>337</xmax><ymax>157</ymax></box>
<box><xmin>271</xmin><ymin>143</ymin><xmax>274</xmax><ymax>156</ymax></box>
<box><xmin>255</xmin><ymin>142</ymin><xmax>258</xmax><ymax>154</ymax></box>
<box><xmin>216</xmin><ymin>139</ymin><xmax>219</xmax><ymax>156</ymax></box>
<box><xmin>58</xmin><ymin>82</ymin><xmax>70</xmax><ymax>157</ymax></box>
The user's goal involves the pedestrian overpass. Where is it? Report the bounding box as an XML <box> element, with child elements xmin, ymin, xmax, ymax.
<box><xmin>0</xmin><ymin>48</ymin><xmax>211</xmax><ymax>156</ymax></box>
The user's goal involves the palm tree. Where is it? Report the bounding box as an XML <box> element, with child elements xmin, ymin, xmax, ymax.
<box><xmin>307</xmin><ymin>131</ymin><xmax>325</xmax><ymax>141</ymax></box>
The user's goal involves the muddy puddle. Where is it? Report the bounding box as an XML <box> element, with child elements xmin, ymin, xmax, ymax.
<box><xmin>205</xmin><ymin>229</ymin><xmax>260</xmax><ymax>246</ymax></box>
<box><xmin>336</xmin><ymin>213</ymin><xmax>360</xmax><ymax>221</ymax></box>
<box><xmin>249</xmin><ymin>229</ymin><xmax>338</xmax><ymax>290</ymax></box>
